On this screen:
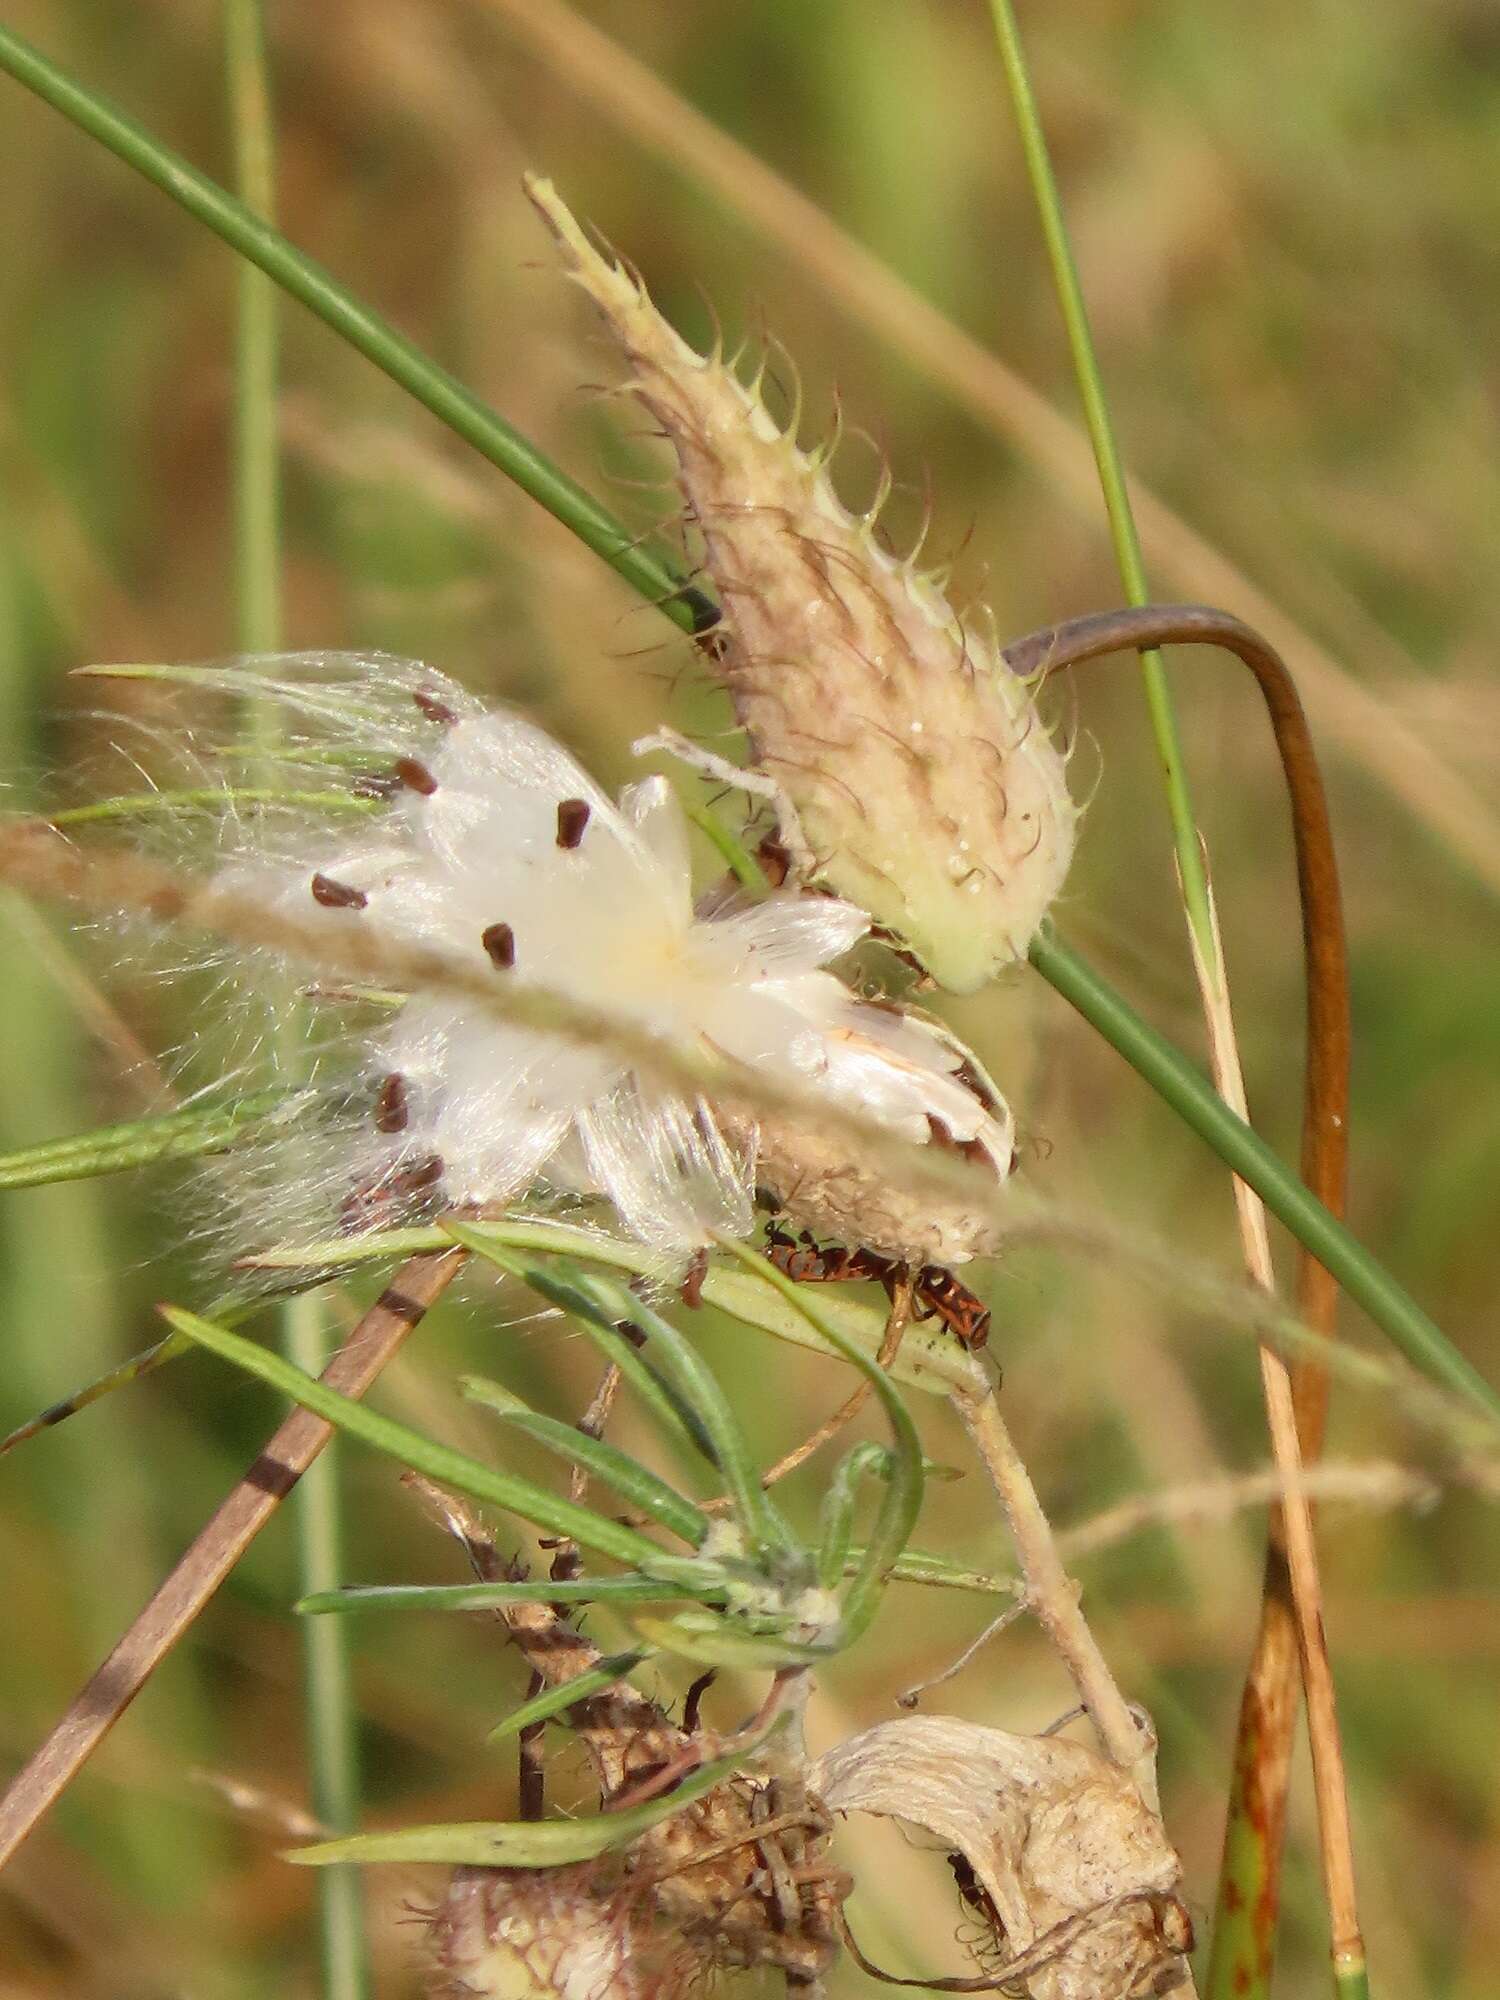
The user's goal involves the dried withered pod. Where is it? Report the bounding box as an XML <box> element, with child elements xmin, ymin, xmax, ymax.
<box><xmin>317</xmin><ymin>1300</ymin><xmax>873</xmax><ymax>2000</ymax></box>
<box><xmin>528</xmin><ymin>176</ymin><xmax>1079</xmax><ymax>995</ymax></box>
<box><xmin>105</xmin><ymin>652</ymin><xmax>1014</xmax><ymax>1270</ymax></box>
<box><xmin>814</xmin><ymin>1714</ymin><xmax>1194</xmax><ymax>2000</ymax></box>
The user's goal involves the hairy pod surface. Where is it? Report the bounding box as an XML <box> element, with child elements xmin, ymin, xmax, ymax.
<box><xmin>529</xmin><ymin>176</ymin><xmax>1078</xmax><ymax>993</ymax></box>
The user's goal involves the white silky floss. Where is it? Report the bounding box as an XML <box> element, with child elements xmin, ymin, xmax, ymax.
<box><xmin>211</xmin><ymin>656</ymin><xmax>1014</xmax><ymax>1265</ymax></box>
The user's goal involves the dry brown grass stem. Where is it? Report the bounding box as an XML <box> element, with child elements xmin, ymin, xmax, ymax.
<box><xmin>950</xmin><ymin>1380</ymin><xmax>1155</xmax><ymax>1798</ymax></box>
<box><xmin>1188</xmin><ymin>898</ymin><xmax>1364</xmax><ymax>1968</ymax></box>
<box><xmin>0</xmin><ymin>1248</ymin><xmax>465</xmax><ymax>1873</ymax></box>
<box><xmin>476</xmin><ymin>0</ymin><xmax>1500</xmax><ymax>898</ymax></box>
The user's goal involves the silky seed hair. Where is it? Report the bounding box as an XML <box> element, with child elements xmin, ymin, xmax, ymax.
<box><xmin>80</xmin><ymin>651</ymin><xmax>1016</xmax><ymax>1271</ymax></box>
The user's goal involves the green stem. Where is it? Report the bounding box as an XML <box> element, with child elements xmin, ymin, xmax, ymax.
<box><xmin>0</xmin><ymin>22</ymin><xmax>714</xmax><ymax>640</ymax></box>
<box><xmin>983</xmin><ymin>0</ymin><xmax>1215</xmax><ymax>965</ymax></box>
<box><xmin>225</xmin><ymin>7</ymin><xmax>366</xmax><ymax>1993</ymax></box>
<box><xmin>1</xmin><ymin>23</ymin><xmax>1491</xmax><ymax>1429</ymax></box>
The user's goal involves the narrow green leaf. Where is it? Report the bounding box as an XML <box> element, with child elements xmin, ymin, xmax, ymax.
<box><xmin>817</xmin><ymin>1442</ymin><xmax>894</xmax><ymax>1592</ymax></box>
<box><xmin>486</xmin><ymin>1650</ymin><xmax>651</xmax><ymax>1744</ymax></box>
<box><xmin>712</xmin><ymin>1234</ymin><xmax>924</xmax><ymax>1645</ymax></box>
<box><xmin>0</xmin><ymin>1087</ymin><xmax>306</xmax><ymax>1189</ymax></box>
<box><xmin>631</xmin><ymin>1613</ymin><xmax>833</xmax><ymax>1671</ymax></box>
<box><xmin>443</xmin><ymin>1223</ymin><xmax>713</xmax><ymax>1453</ymax></box>
<box><xmin>247</xmin><ymin>1216</ymin><xmax>982</xmax><ymax>1398</ymax></box>
<box><xmin>1</xmin><ymin>1331</ymin><xmax>191</xmax><ymax>1454</ymax></box>
<box><xmin>548</xmin><ymin>1263</ymin><xmax>797</xmax><ymax>1561</ymax></box>
<box><xmin>158</xmin><ymin>1305</ymin><xmax>671</xmax><ymax>1569</ymax></box>
<box><xmin>879</xmin><ymin>1549</ymin><xmax>1019</xmax><ymax>1596</ymax></box>
<box><xmin>443</xmin><ymin>1227</ymin><xmax>795</xmax><ymax>1556</ymax></box>
<box><xmin>287</xmin><ymin>1742</ymin><xmax>755</xmax><ymax>1868</ymax></box>
<box><xmin>297</xmin><ymin>1575</ymin><xmax>727</xmax><ymax>1616</ymax></box>
<box><xmin>460</xmin><ymin>1374</ymin><xmax>710</xmax><ymax>1547</ymax></box>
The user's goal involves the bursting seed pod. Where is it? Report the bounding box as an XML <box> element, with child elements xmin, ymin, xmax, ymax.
<box><xmin>94</xmin><ymin>652</ymin><xmax>1015</xmax><ymax>1270</ymax></box>
<box><xmin>528</xmin><ymin>176</ymin><xmax>1079</xmax><ymax>994</ymax></box>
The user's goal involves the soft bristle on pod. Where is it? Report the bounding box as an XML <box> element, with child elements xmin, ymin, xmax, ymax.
<box><xmin>428</xmin><ymin>1864</ymin><xmax>680</xmax><ymax>1999</ymax></box>
<box><xmin>527</xmin><ymin>175</ymin><xmax>1078</xmax><ymax>994</ymax></box>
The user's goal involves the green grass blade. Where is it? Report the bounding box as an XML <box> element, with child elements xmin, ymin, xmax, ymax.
<box><xmin>0</xmin><ymin>22</ymin><xmax>714</xmax><ymax>642</ymax></box>
<box><xmin>459</xmin><ymin>1375</ymin><xmax>711</xmax><ymax>1546</ymax></box>
<box><xmin>983</xmin><ymin>0</ymin><xmax>1211</xmax><ymax>955</ymax></box>
<box><xmin>157</xmin><ymin>1305</ymin><xmax>672</xmax><ymax>1570</ymax></box>
<box><xmin>1031</xmin><ymin>930</ymin><xmax>1500</xmax><ymax>1422</ymax></box>
<box><xmin>0</xmin><ymin>1087</ymin><xmax>305</xmax><ymax>1189</ymax></box>
<box><xmin>224</xmin><ymin>4</ymin><xmax>367</xmax><ymax>1987</ymax></box>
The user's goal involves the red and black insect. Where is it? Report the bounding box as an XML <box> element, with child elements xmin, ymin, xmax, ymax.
<box><xmin>763</xmin><ymin>1224</ymin><xmax>991</xmax><ymax>1351</ymax></box>
<box><xmin>948</xmin><ymin>1850</ymin><xmax>1005</xmax><ymax>1937</ymax></box>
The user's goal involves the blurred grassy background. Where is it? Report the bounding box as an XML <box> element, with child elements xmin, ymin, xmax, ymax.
<box><xmin>2</xmin><ymin>1</ymin><xmax>1498</xmax><ymax>1992</ymax></box>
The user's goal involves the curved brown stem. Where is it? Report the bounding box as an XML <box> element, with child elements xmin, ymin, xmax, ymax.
<box><xmin>1004</xmin><ymin>604</ymin><xmax>1350</xmax><ymax>1987</ymax></box>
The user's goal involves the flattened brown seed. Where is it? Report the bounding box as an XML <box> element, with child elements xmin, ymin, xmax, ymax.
<box><xmin>375</xmin><ymin>1073</ymin><xmax>409</xmax><ymax>1134</ymax></box>
<box><xmin>556</xmin><ymin>797</ymin><xmax>591</xmax><ymax>849</ymax></box>
<box><xmin>413</xmin><ymin>688</ymin><xmax>457</xmax><ymax>724</ymax></box>
<box><xmin>311</xmin><ymin>872</ymin><xmax>368</xmax><ymax>910</ymax></box>
<box><xmin>394</xmin><ymin>757</ymin><xmax>438</xmax><ymax>795</ymax></box>
<box><xmin>481</xmin><ymin>922</ymin><xmax>516</xmax><ymax>969</ymax></box>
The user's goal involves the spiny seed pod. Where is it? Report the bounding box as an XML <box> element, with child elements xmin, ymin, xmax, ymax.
<box><xmin>427</xmin><ymin>1864</ymin><xmax>686</xmax><ymax>1999</ymax></box>
<box><xmin>527</xmin><ymin>175</ymin><xmax>1079</xmax><ymax>995</ymax></box>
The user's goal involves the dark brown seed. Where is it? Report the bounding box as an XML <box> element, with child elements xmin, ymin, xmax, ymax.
<box><xmin>394</xmin><ymin>757</ymin><xmax>438</xmax><ymax>796</ymax></box>
<box><xmin>392</xmin><ymin>1152</ymin><xmax>444</xmax><ymax>1195</ymax></box>
<box><xmin>311</xmin><ymin>872</ymin><xmax>368</xmax><ymax>910</ymax></box>
<box><xmin>481</xmin><ymin>921</ymin><xmax>516</xmax><ymax>969</ymax></box>
<box><xmin>555</xmin><ymin>797</ymin><xmax>591</xmax><ymax>849</ymax></box>
<box><xmin>413</xmin><ymin>689</ymin><xmax>457</xmax><ymax>724</ymax></box>
<box><xmin>375</xmin><ymin>1072</ymin><xmax>409</xmax><ymax>1134</ymax></box>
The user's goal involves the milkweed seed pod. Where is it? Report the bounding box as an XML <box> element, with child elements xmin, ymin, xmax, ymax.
<box><xmin>527</xmin><ymin>176</ymin><xmax>1079</xmax><ymax>995</ymax></box>
<box><xmin>815</xmin><ymin>1715</ymin><xmax>1194</xmax><ymax>2000</ymax></box>
<box><xmin>122</xmin><ymin>653</ymin><xmax>1012</xmax><ymax>1267</ymax></box>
